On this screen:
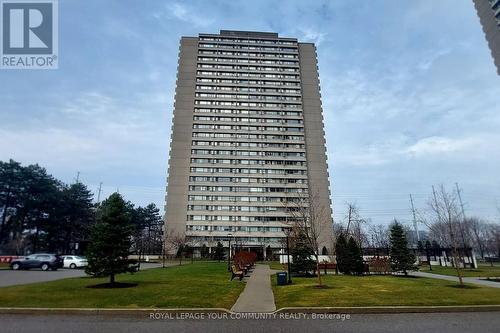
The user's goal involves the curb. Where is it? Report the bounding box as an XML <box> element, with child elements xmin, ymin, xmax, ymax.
<box><xmin>0</xmin><ymin>307</ymin><xmax>231</xmax><ymax>317</ymax></box>
<box><xmin>275</xmin><ymin>305</ymin><xmax>500</xmax><ymax>314</ymax></box>
<box><xmin>1</xmin><ymin>305</ymin><xmax>500</xmax><ymax>316</ymax></box>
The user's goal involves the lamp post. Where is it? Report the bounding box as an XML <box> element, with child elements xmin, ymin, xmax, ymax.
<box><xmin>227</xmin><ymin>233</ymin><xmax>232</xmax><ymax>271</ymax></box>
<box><xmin>286</xmin><ymin>232</ymin><xmax>292</xmax><ymax>284</ymax></box>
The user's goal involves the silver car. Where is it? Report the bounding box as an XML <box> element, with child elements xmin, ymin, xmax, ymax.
<box><xmin>61</xmin><ymin>255</ymin><xmax>88</xmax><ymax>269</ymax></box>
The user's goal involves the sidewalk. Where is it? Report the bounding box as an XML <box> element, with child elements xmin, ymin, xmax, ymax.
<box><xmin>411</xmin><ymin>271</ymin><xmax>500</xmax><ymax>288</ymax></box>
<box><xmin>231</xmin><ymin>264</ymin><xmax>276</xmax><ymax>313</ymax></box>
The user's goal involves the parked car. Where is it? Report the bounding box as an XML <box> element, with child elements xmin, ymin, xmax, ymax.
<box><xmin>61</xmin><ymin>255</ymin><xmax>88</xmax><ymax>269</ymax></box>
<box><xmin>10</xmin><ymin>254</ymin><xmax>64</xmax><ymax>271</ymax></box>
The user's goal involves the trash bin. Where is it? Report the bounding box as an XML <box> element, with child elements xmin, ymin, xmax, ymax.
<box><xmin>276</xmin><ymin>272</ymin><xmax>287</xmax><ymax>285</ymax></box>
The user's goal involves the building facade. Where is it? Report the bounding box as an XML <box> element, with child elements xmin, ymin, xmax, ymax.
<box><xmin>164</xmin><ymin>30</ymin><xmax>333</xmax><ymax>258</ymax></box>
<box><xmin>473</xmin><ymin>0</ymin><xmax>500</xmax><ymax>74</ymax></box>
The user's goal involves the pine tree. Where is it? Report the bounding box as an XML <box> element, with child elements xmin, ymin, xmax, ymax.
<box><xmin>142</xmin><ymin>203</ymin><xmax>163</xmax><ymax>254</ymax></box>
<box><xmin>200</xmin><ymin>244</ymin><xmax>209</xmax><ymax>258</ymax></box>
<box><xmin>214</xmin><ymin>241</ymin><xmax>225</xmax><ymax>261</ymax></box>
<box><xmin>46</xmin><ymin>182</ymin><xmax>94</xmax><ymax>254</ymax></box>
<box><xmin>389</xmin><ymin>221</ymin><xmax>417</xmax><ymax>276</ymax></box>
<box><xmin>290</xmin><ymin>232</ymin><xmax>316</xmax><ymax>276</ymax></box>
<box><xmin>335</xmin><ymin>234</ymin><xmax>349</xmax><ymax>274</ymax></box>
<box><xmin>85</xmin><ymin>193</ymin><xmax>137</xmax><ymax>285</ymax></box>
<box><xmin>347</xmin><ymin>236</ymin><xmax>364</xmax><ymax>275</ymax></box>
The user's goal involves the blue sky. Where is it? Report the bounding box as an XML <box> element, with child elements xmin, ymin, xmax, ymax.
<box><xmin>1</xmin><ymin>0</ymin><xmax>499</xmax><ymax>226</ymax></box>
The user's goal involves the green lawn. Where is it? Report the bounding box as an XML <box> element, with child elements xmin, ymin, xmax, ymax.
<box><xmin>0</xmin><ymin>262</ymin><xmax>244</xmax><ymax>309</ymax></box>
<box><xmin>264</xmin><ymin>261</ymin><xmax>286</xmax><ymax>271</ymax></box>
<box><xmin>419</xmin><ymin>264</ymin><xmax>500</xmax><ymax>278</ymax></box>
<box><xmin>272</xmin><ymin>274</ymin><xmax>500</xmax><ymax>308</ymax></box>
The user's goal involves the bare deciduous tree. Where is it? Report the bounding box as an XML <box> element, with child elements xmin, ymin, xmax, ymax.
<box><xmin>285</xmin><ymin>191</ymin><xmax>331</xmax><ymax>287</ymax></box>
<box><xmin>343</xmin><ymin>202</ymin><xmax>368</xmax><ymax>247</ymax></box>
<box><xmin>485</xmin><ymin>223</ymin><xmax>500</xmax><ymax>260</ymax></box>
<box><xmin>368</xmin><ymin>224</ymin><xmax>390</xmax><ymax>248</ymax></box>
<box><xmin>464</xmin><ymin>217</ymin><xmax>487</xmax><ymax>259</ymax></box>
<box><xmin>164</xmin><ymin>231</ymin><xmax>187</xmax><ymax>265</ymax></box>
<box><xmin>427</xmin><ymin>185</ymin><xmax>464</xmax><ymax>286</ymax></box>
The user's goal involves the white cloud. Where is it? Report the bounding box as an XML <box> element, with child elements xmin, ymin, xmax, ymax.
<box><xmin>404</xmin><ymin>136</ymin><xmax>478</xmax><ymax>157</ymax></box>
<box><xmin>332</xmin><ymin>134</ymin><xmax>499</xmax><ymax>168</ymax></box>
<box><xmin>62</xmin><ymin>92</ymin><xmax>114</xmax><ymax>116</ymax></box>
<box><xmin>0</xmin><ymin>90</ymin><xmax>171</xmax><ymax>184</ymax></box>
<box><xmin>160</xmin><ymin>2</ymin><xmax>214</xmax><ymax>28</ymax></box>
<box><xmin>417</xmin><ymin>48</ymin><xmax>451</xmax><ymax>71</ymax></box>
<box><xmin>297</xmin><ymin>27</ymin><xmax>327</xmax><ymax>46</ymax></box>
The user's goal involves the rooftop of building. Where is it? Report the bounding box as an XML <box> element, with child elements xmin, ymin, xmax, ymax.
<box><xmin>198</xmin><ymin>30</ymin><xmax>298</xmax><ymax>42</ymax></box>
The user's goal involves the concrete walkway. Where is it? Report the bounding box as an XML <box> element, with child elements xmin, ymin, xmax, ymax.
<box><xmin>411</xmin><ymin>271</ymin><xmax>500</xmax><ymax>288</ymax></box>
<box><xmin>231</xmin><ymin>264</ymin><xmax>276</xmax><ymax>313</ymax></box>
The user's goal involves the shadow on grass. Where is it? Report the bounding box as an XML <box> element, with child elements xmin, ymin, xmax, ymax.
<box><xmin>86</xmin><ymin>282</ymin><xmax>138</xmax><ymax>289</ymax></box>
<box><xmin>311</xmin><ymin>284</ymin><xmax>331</xmax><ymax>289</ymax></box>
<box><xmin>446</xmin><ymin>284</ymin><xmax>479</xmax><ymax>289</ymax></box>
<box><xmin>392</xmin><ymin>275</ymin><xmax>422</xmax><ymax>279</ymax></box>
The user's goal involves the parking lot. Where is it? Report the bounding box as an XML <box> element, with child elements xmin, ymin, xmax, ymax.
<box><xmin>0</xmin><ymin>263</ymin><xmax>163</xmax><ymax>287</ymax></box>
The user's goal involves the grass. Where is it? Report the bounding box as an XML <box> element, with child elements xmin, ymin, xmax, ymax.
<box><xmin>419</xmin><ymin>264</ymin><xmax>500</xmax><ymax>278</ymax></box>
<box><xmin>264</xmin><ymin>261</ymin><xmax>287</xmax><ymax>271</ymax></box>
<box><xmin>272</xmin><ymin>274</ymin><xmax>500</xmax><ymax>308</ymax></box>
<box><xmin>0</xmin><ymin>262</ymin><xmax>245</xmax><ymax>309</ymax></box>
<box><xmin>0</xmin><ymin>262</ymin><xmax>9</xmax><ymax>269</ymax></box>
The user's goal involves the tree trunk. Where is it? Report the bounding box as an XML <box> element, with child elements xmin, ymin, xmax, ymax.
<box><xmin>446</xmin><ymin>215</ymin><xmax>464</xmax><ymax>285</ymax></box>
<box><xmin>452</xmin><ymin>247</ymin><xmax>464</xmax><ymax>285</ymax></box>
<box><xmin>110</xmin><ymin>273</ymin><xmax>115</xmax><ymax>284</ymax></box>
<box><xmin>315</xmin><ymin>255</ymin><xmax>322</xmax><ymax>286</ymax></box>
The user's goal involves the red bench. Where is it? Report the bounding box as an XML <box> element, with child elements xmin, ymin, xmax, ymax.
<box><xmin>314</xmin><ymin>263</ymin><xmax>337</xmax><ymax>274</ymax></box>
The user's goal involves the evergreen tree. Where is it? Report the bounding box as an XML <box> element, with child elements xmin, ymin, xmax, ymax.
<box><xmin>335</xmin><ymin>234</ymin><xmax>349</xmax><ymax>274</ymax></box>
<box><xmin>266</xmin><ymin>245</ymin><xmax>272</xmax><ymax>260</ymax></box>
<box><xmin>129</xmin><ymin>203</ymin><xmax>164</xmax><ymax>259</ymax></box>
<box><xmin>64</xmin><ymin>182</ymin><xmax>94</xmax><ymax>252</ymax></box>
<box><xmin>1</xmin><ymin>160</ymin><xmax>93</xmax><ymax>254</ymax></box>
<box><xmin>200</xmin><ymin>244</ymin><xmax>209</xmax><ymax>259</ymax></box>
<box><xmin>129</xmin><ymin>204</ymin><xmax>147</xmax><ymax>264</ymax></box>
<box><xmin>290</xmin><ymin>232</ymin><xmax>316</xmax><ymax>276</ymax></box>
<box><xmin>0</xmin><ymin>160</ymin><xmax>24</xmax><ymax>245</ymax></box>
<box><xmin>17</xmin><ymin>164</ymin><xmax>63</xmax><ymax>253</ymax></box>
<box><xmin>46</xmin><ymin>182</ymin><xmax>94</xmax><ymax>254</ymax></box>
<box><xmin>85</xmin><ymin>193</ymin><xmax>137</xmax><ymax>285</ymax></box>
<box><xmin>347</xmin><ymin>236</ymin><xmax>364</xmax><ymax>275</ymax></box>
<box><xmin>142</xmin><ymin>203</ymin><xmax>163</xmax><ymax>254</ymax></box>
<box><xmin>389</xmin><ymin>221</ymin><xmax>417</xmax><ymax>275</ymax></box>
<box><xmin>214</xmin><ymin>241</ymin><xmax>225</xmax><ymax>261</ymax></box>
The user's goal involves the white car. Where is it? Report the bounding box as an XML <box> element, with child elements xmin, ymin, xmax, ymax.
<box><xmin>61</xmin><ymin>255</ymin><xmax>88</xmax><ymax>269</ymax></box>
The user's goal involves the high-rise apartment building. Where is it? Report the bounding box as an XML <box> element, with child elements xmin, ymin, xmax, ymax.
<box><xmin>473</xmin><ymin>0</ymin><xmax>500</xmax><ymax>74</ymax></box>
<box><xmin>164</xmin><ymin>30</ymin><xmax>333</xmax><ymax>259</ymax></box>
